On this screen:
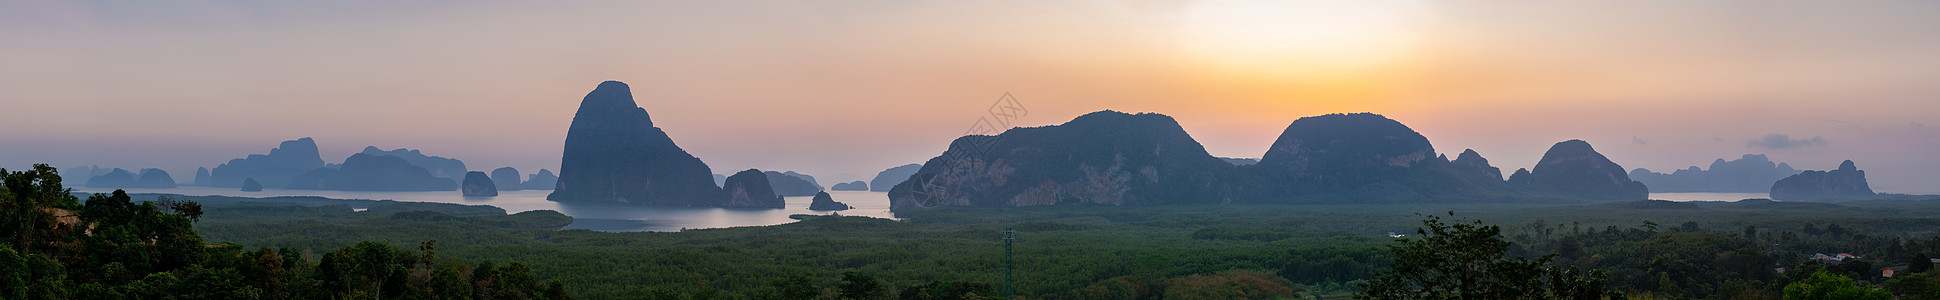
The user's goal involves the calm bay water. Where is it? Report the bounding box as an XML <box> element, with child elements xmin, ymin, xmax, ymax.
<box><xmin>72</xmin><ymin>185</ymin><xmax>1768</xmax><ymax>232</ymax></box>
<box><xmin>1649</xmin><ymin>192</ymin><xmax>1770</xmax><ymax>202</ymax></box>
<box><xmin>74</xmin><ymin>186</ymin><xmax>896</xmax><ymax>232</ymax></box>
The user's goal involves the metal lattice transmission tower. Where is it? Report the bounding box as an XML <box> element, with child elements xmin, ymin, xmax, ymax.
<box><xmin>1004</xmin><ymin>228</ymin><xmax>1014</xmax><ymax>300</ymax></box>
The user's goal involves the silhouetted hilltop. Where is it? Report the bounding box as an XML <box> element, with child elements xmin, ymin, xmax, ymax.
<box><xmin>869</xmin><ymin>164</ymin><xmax>922</xmax><ymax>192</ymax></box>
<box><xmin>722</xmin><ymin>169</ymin><xmax>784</xmax><ymax>209</ymax></box>
<box><xmin>1219</xmin><ymin>157</ymin><xmax>1260</xmax><ymax>166</ymax></box>
<box><xmin>521</xmin><ymin>169</ymin><xmax>558</xmax><ymax>190</ymax></box>
<box><xmin>240</xmin><ymin>178</ymin><xmax>262</xmax><ymax>192</ymax></box>
<box><xmin>809</xmin><ymin>191</ymin><xmax>852</xmax><ymax>211</ymax></box>
<box><xmin>193</xmin><ymin>167</ymin><xmax>211</xmax><ymax>186</ymax></box>
<box><xmin>491</xmin><ymin>167</ymin><xmax>522</xmax><ymax>191</ymax></box>
<box><xmin>67</xmin><ymin>165</ymin><xmax>112</xmax><ymax>183</ymax></box>
<box><xmin>463</xmin><ymin>171</ymin><xmax>498</xmax><ymax>197</ymax></box>
<box><xmin>766</xmin><ymin>171</ymin><xmax>824</xmax><ymax>196</ymax></box>
<box><xmin>135</xmin><ymin>168</ymin><xmax>177</xmax><ymax>188</ymax></box>
<box><xmin>1516</xmin><ymin>140</ymin><xmax>1648</xmax><ymax>201</ymax></box>
<box><xmin>549</xmin><ymin>81</ymin><xmax>724</xmax><ymax>205</ymax></box>
<box><xmin>1229</xmin><ymin>113</ymin><xmax>1519</xmax><ymax>204</ymax></box>
<box><xmin>887</xmin><ymin>110</ymin><xmax>1231</xmax><ymax>211</ymax></box>
<box><xmin>85</xmin><ymin>168</ymin><xmax>138</xmax><ymax>189</ymax></box>
<box><xmin>77</xmin><ymin>167</ymin><xmax>185</xmax><ymax>189</ymax></box>
<box><xmin>360</xmin><ymin>146</ymin><xmax>470</xmax><ymax>180</ymax></box>
<box><xmin>1449</xmin><ymin>149</ymin><xmax>1502</xmax><ymax>182</ymax></box>
<box><xmin>210</xmin><ymin>137</ymin><xmax>325</xmax><ymax>188</ymax></box>
<box><xmin>287</xmin><ymin>153</ymin><xmax>456</xmax><ymax>191</ymax></box>
<box><xmin>782</xmin><ymin>171</ymin><xmax>821</xmax><ymax>190</ymax></box>
<box><xmin>1771</xmin><ymin>160</ymin><xmax>1877</xmax><ymax>201</ymax></box>
<box><xmin>1629</xmin><ymin>154</ymin><xmax>1801</xmax><ymax>193</ymax></box>
<box><xmin>830</xmin><ymin>181</ymin><xmax>868</xmax><ymax>191</ymax></box>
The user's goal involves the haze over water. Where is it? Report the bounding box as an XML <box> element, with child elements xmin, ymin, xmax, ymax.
<box><xmin>76</xmin><ymin>186</ymin><xmax>896</xmax><ymax>232</ymax></box>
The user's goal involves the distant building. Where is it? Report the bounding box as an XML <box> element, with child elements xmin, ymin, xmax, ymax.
<box><xmin>1812</xmin><ymin>253</ymin><xmax>1861</xmax><ymax>263</ymax></box>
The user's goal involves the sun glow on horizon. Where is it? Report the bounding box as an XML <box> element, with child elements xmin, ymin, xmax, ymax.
<box><xmin>1180</xmin><ymin>0</ymin><xmax>1430</xmax><ymax>81</ymax></box>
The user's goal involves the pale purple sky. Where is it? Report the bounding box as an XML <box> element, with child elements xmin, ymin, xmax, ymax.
<box><xmin>3</xmin><ymin>1</ymin><xmax>1937</xmax><ymax>192</ymax></box>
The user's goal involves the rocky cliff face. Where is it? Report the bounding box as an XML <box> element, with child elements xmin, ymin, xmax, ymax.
<box><xmin>808</xmin><ymin>191</ymin><xmax>851</xmax><ymax>211</ymax></box>
<box><xmin>548</xmin><ymin>81</ymin><xmax>724</xmax><ymax>205</ymax></box>
<box><xmin>1230</xmin><ymin>113</ymin><xmax>1518</xmax><ymax>203</ymax></box>
<box><xmin>491</xmin><ymin>167</ymin><xmax>522</xmax><ymax>191</ymax></box>
<box><xmin>1770</xmin><ymin>160</ymin><xmax>1877</xmax><ymax>201</ymax></box>
<box><xmin>1629</xmin><ymin>154</ymin><xmax>1802</xmax><ymax>193</ymax></box>
<box><xmin>1516</xmin><ymin>140</ymin><xmax>1648</xmax><ymax>201</ymax></box>
<box><xmin>462</xmin><ymin>171</ymin><xmax>499</xmax><ymax>197</ymax></box>
<box><xmin>210</xmin><ymin>138</ymin><xmax>326</xmax><ymax>188</ymax></box>
<box><xmin>887</xmin><ymin>110</ymin><xmax>1231</xmax><ymax>211</ymax></box>
<box><xmin>521</xmin><ymin>169</ymin><xmax>558</xmax><ymax>190</ymax></box>
<box><xmin>287</xmin><ymin>153</ymin><xmax>456</xmax><ymax>191</ymax></box>
<box><xmin>765</xmin><ymin>171</ymin><xmax>824</xmax><ymax>196</ymax></box>
<box><xmin>360</xmin><ymin>147</ymin><xmax>470</xmax><ymax>180</ymax></box>
<box><xmin>135</xmin><ymin>168</ymin><xmax>177</xmax><ymax>188</ymax></box>
<box><xmin>870</xmin><ymin>164</ymin><xmax>922</xmax><ymax>192</ymax></box>
<box><xmin>721</xmin><ymin>169</ymin><xmax>784</xmax><ymax>209</ymax></box>
<box><xmin>830</xmin><ymin>181</ymin><xmax>868</xmax><ymax>191</ymax></box>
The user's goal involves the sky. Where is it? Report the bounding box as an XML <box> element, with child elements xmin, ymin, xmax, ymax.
<box><xmin>3</xmin><ymin>0</ymin><xmax>1938</xmax><ymax>193</ymax></box>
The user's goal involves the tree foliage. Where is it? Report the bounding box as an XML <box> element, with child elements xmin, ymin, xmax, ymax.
<box><xmin>0</xmin><ymin>165</ymin><xmax>570</xmax><ymax>299</ymax></box>
<box><xmin>1784</xmin><ymin>270</ymin><xmax>1890</xmax><ymax>300</ymax></box>
<box><xmin>1358</xmin><ymin>212</ymin><xmax>1614</xmax><ymax>299</ymax></box>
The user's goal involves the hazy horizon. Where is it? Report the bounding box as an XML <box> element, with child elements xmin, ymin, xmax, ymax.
<box><xmin>5</xmin><ymin>1</ymin><xmax>1939</xmax><ymax>193</ymax></box>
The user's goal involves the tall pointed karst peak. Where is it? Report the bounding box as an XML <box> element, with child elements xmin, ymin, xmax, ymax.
<box><xmin>550</xmin><ymin>80</ymin><xmax>722</xmax><ymax>205</ymax></box>
<box><xmin>580</xmin><ymin>80</ymin><xmax>640</xmax><ymax>108</ymax></box>
<box><xmin>1838</xmin><ymin>160</ymin><xmax>1858</xmax><ymax>172</ymax></box>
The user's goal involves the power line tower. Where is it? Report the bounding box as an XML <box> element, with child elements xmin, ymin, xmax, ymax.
<box><xmin>1004</xmin><ymin>227</ymin><xmax>1014</xmax><ymax>300</ymax></box>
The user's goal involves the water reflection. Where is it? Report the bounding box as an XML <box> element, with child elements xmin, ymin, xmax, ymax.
<box><xmin>76</xmin><ymin>186</ymin><xmax>898</xmax><ymax>232</ymax></box>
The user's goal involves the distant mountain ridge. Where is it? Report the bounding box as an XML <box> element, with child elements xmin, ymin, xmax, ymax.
<box><xmin>1629</xmin><ymin>154</ymin><xmax>1801</xmax><ymax>193</ymax></box>
<box><xmin>359</xmin><ymin>146</ymin><xmax>470</xmax><ymax>180</ymax></box>
<box><xmin>287</xmin><ymin>153</ymin><xmax>456</xmax><ymax>191</ymax></box>
<box><xmin>869</xmin><ymin>164</ymin><xmax>922</xmax><ymax>192</ymax></box>
<box><xmin>888</xmin><ymin>110</ymin><xmax>1649</xmax><ymax>212</ymax></box>
<box><xmin>209</xmin><ymin>137</ymin><xmax>325</xmax><ymax>188</ymax></box>
<box><xmin>765</xmin><ymin>171</ymin><xmax>823</xmax><ymax>196</ymax></box>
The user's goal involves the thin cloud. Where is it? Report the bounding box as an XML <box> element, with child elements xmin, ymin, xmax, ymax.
<box><xmin>1746</xmin><ymin>133</ymin><xmax>1827</xmax><ymax>149</ymax></box>
<box><xmin>1631</xmin><ymin>136</ymin><xmax>1648</xmax><ymax>146</ymax></box>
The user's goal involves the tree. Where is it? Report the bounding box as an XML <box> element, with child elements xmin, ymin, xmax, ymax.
<box><xmin>769</xmin><ymin>273</ymin><xmax>820</xmax><ymax>300</ymax></box>
<box><xmin>1913</xmin><ymin>253</ymin><xmax>1934</xmax><ymax>274</ymax></box>
<box><xmin>839</xmin><ymin>271</ymin><xmax>884</xmax><ymax>300</ymax></box>
<box><xmin>1357</xmin><ymin>212</ymin><xmax>1615</xmax><ymax>300</ymax></box>
<box><xmin>1784</xmin><ymin>270</ymin><xmax>1890</xmax><ymax>300</ymax></box>
<box><xmin>2</xmin><ymin>164</ymin><xmax>79</xmax><ymax>255</ymax></box>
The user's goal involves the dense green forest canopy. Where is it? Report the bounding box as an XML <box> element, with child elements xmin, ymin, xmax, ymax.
<box><xmin>192</xmin><ymin>191</ymin><xmax>1940</xmax><ymax>299</ymax></box>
